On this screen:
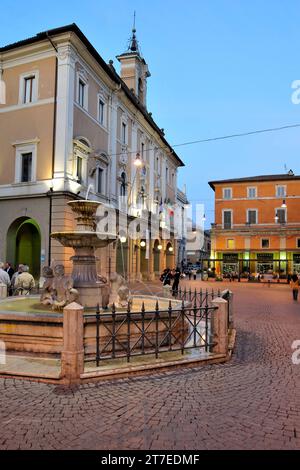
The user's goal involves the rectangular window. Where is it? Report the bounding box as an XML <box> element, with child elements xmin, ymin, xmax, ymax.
<box><xmin>98</xmin><ymin>99</ymin><xmax>105</xmax><ymax>125</ymax></box>
<box><xmin>247</xmin><ymin>187</ymin><xmax>257</xmax><ymax>199</ymax></box>
<box><xmin>166</xmin><ymin>167</ymin><xmax>169</xmax><ymax>183</ymax></box>
<box><xmin>78</xmin><ymin>79</ymin><xmax>85</xmax><ymax>108</ymax></box>
<box><xmin>122</xmin><ymin>122</ymin><xmax>127</xmax><ymax>144</ymax></box>
<box><xmin>24</xmin><ymin>76</ymin><xmax>35</xmax><ymax>104</ymax></box>
<box><xmin>261</xmin><ymin>239</ymin><xmax>270</xmax><ymax>248</ymax></box>
<box><xmin>223</xmin><ymin>188</ymin><xmax>232</xmax><ymax>199</ymax></box>
<box><xmin>277</xmin><ymin>208</ymin><xmax>286</xmax><ymax>224</ymax></box>
<box><xmin>141</xmin><ymin>142</ymin><xmax>145</xmax><ymax>157</ymax></box>
<box><xmin>223</xmin><ymin>210</ymin><xmax>232</xmax><ymax>229</ymax></box>
<box><xmin>77</xmin><ymin>156</ymin><xmax>83</xmax><ymax>183</ymax></box>
<box><xmin>276</xmin><ymin>185</ymin><xmax>286</xmax><ymax>197</ymax></box>
<box><xmin>227</xmin><ymin>239</ymin><xmax>235</xmax><ymax>249</ymax></box>
<box><xmin>21</xmin><ymin>152</ymin><xmax>32</xmax><ymax>182</ymax></box>
<box><xmin>247</xmin><ymin>209</ymin><xmax>257</xmax><ymax>224</ymax></box>
<box><xmin>297</xmin><ymin>239</ymin><xmax>300</xmax><ymax>249</ymax></box>
<box><xmin>97</xmin><ymin>168</ymin><xmax>103</xmax><ymax>194</ymax></box>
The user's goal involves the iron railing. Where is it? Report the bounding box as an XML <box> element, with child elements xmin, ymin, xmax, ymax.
<box><xmin>174</xmin><ymin>287</ymin><xmax>222</xmax><ymax>307</ymax></box>
<box><xmin>84</xmin><ymin>298</ymin><xmax>218</xmax><ymax>365</ymax></box>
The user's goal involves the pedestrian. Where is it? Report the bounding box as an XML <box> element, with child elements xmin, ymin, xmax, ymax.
<box><xmin>290</xmin><ymin>273</ymin><xmax>299</xmax><ymax>301</ymax></box>
<box><xmin>11</xmin><ymin>264</ymin><xmax>24</xmax><ymax>294</ymax></box>
<box><xmin>4</xmin><ymin>262</ymin><xmax>14</xmax><ymax>279</ymax></box>
<box><xmin>14</xmin><ymin>265</ymin><xmax>35</xmax><ymax>295</ymax></box>
<box><xmin>160</xmin><ymin>268</ymin><xmax>172</xmax><ymax>286</ymax></box>
<box><xmin>188</xmin><ymin>270</ymin><xmax>192</xmax><ymax>281</ymax></box>
<box><xmin>172</xmin><ymin>267</ymin><xmax>181</xmax><ymax>297</ymax></box>
<box><xmin>192</xmin><ymin>268</ymin><xmax>197</xmax><ymax>281</ymax></box>
<box><xmin>0</xmin><ymin>261</ymin><xmax>11</xmax><ymax>298</ymax></box>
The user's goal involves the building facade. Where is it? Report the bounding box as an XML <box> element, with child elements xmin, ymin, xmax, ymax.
<box><xmin>0</xmin><ymin>24</ymin><xmax>184</xmax><ymax>280</ymax></box>
<box><xmin>209</xmin><ymin>172</ymin><xmax>300</xmax><ymax>277</ymax></box>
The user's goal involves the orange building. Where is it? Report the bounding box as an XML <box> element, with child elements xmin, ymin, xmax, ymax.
<box><xmin>208</xmin><ymin>172</ymin><xmax>300</xmax><ymax>278</ymax></box>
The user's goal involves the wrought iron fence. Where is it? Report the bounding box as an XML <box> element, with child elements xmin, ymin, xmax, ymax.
<box><xmin>174</xmin><ymin>287</ymin><xmax>222</xmax><ymax>307</ymax></box>
<box><xmin>84</xmin><ymin>299</ymin><xmax>218</xmax><ymax>365</ymax></box>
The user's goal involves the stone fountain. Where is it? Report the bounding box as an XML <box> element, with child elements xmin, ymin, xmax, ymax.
<box><xmin>51</xmin><ymin>200</ymin><xmax>116</xmax><ymax>308</ymax></box>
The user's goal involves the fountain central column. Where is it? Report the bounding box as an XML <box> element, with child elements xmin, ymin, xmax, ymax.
<box><xmin>51</xmin><ymin>200</ymin><xmax>116</xmax><ymax>308</ymax></box>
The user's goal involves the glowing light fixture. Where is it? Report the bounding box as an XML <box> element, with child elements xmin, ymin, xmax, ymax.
<box><xmin>168</xmin><ymin>246</ymin><xmax>174</xmax><ymax>253</ymax></box>
<box><xmin>120</xmin><ymin>236</ymin><xmax>127</xmax><ymax>243</ymax></box>
<box><xmin>281</xmin><ymin>199</ymin><xmax>287</xmax><ymax>208</ymax></box>
<box><xmin>157</xmin><ymin>244</ymin><xmax>163</xmax><ymax>251</ymax></box>
<box><xmin>140</xmin><ymin>240</ymin><xmax>146</xmax><ymax>248</ymax></box>
<box><xmin>134</xmin><ymin>153</ymin><xmax>142</xmax><ymax>167</ymax></box>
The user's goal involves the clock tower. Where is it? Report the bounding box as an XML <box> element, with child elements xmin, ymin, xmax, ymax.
<box><xmin>116</xmin><ymin>20</ymin><xmax>151</xmax><ymax>108</ymax></box>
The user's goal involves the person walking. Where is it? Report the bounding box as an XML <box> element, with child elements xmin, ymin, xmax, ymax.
<box><xmin>290</xmin><ymin>273</ymin><xmax>299</xmax><ymax>301</ymax></box>
<box><xmin>172</xmin><ymin>267</ymin><xmax>181</xmax><ymax>297</ymax></box>
<box><xmin>14</xmin><ymin>265</ymin><xmax>35</xmax><ymax>295</ymax></box>
<box><xmin>192</xmin><ymin>268</ymin><xmax>197</xmax><ymax>281</ymax></box>
<box><xmin>0</xmin><ymin>261</ymin><xmax>11</xmax><ymax>298</ymax></box>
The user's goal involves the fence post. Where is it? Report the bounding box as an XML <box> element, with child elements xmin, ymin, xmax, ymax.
<box><xmin>61</xmin><ymin>302</ymin><xmax>84</xmax><ymax>384</ymax></box>
<box><xmin>211</xmin><ymin>297</ymin><xmax>228</xmax><ymax>355</ymax></box>
<box><xmin>0</xmin><ymin>283</ymin><xmax>7</xmax><ymax>299</ymax></box>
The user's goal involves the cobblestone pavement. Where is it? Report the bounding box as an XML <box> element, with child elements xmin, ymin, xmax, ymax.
<box><xmin>1</xmin><ymin>281</ymin><xmax>300</xmax><ymax>450</ymax></box>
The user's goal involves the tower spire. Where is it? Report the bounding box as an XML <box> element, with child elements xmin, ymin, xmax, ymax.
<box><xmin>128</xmin><ymin>11</ymin><xmax>139</xmax><ymax>53</ymax></box>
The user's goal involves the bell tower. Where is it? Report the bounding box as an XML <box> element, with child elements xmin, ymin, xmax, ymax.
<box><xmin>116</xmin><ymin>14</ymin><xmax>151</xmax><ymax>108</ymax></box>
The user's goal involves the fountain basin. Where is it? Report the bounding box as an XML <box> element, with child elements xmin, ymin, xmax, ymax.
<box><xmin>51</xmin><ymin>231</ymin><xmax>117</xmax><ymax>248</ymax></box>
<box><xmin>0</xmin><ymin>296</ymin><xmax>186</xmax><ymax>356</ymax></box>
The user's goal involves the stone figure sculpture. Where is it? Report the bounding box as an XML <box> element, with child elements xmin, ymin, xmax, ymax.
<box><xmin>108</xmin><ymin>272</ymin><xmax>131</xmax><ymax>308</ymax></box>
<box><xmin>40</xmin><ymin>264</ymin><xmax>79</xmax><ymax>311</ymax></box>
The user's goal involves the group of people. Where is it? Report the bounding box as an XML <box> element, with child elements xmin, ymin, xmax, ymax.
<box><xmin>160</xmin><ymin>267</ymin><xmax>183</xmax><ymax>296</ymax></box>
<box><xmin>0</xmin><ymin>262</ymin><xmax>35</xmax><ymax>297</ymax></box>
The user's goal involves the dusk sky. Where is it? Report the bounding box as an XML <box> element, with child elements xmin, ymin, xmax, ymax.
<box><xmin>1</xmin><ymin>0</ymin><xmax>300</xmax><ymax>226</ymax></box>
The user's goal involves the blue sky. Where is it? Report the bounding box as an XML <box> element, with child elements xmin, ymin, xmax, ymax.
<box><xmin>1</xmin><ymin>0</ymin><xmax>300</xmax><ymax>226</ymax></box>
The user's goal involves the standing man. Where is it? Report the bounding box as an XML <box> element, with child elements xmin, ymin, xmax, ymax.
<box><xmin>14</xmin><ymin>265</ymin><xmax>35</xmax><ymax>295</ymax></box>
<box><xmin>0</xmin><ymin>261</ymin><xmax>11</xmax><ymax>298</ymax></box>
<box><xmin>172</xmin><ymin>267</ymin><xmax>181</xmax><ymax>297</ymax></box>
<box><xmin>5</xmin><ymin>262</ymin><xmax>14</xmax><ymax>279</ymax></box>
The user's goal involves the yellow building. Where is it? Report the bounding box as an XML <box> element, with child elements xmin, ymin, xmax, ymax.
<box><xmin>0</xmin><ymin>24</ymin><xmax>184</xmax><ymax>280</ymax></box>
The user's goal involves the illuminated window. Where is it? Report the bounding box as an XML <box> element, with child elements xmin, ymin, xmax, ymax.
<box><xmin>227</xmin><ymin>239</ymin><xmax>235</xmax><ymax>249</ymax></box>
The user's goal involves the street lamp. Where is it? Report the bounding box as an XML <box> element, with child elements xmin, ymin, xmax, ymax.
<box><xmin>140</xmin><ymin>240</ymin><xmax>146</xmax><ymax>248</ymax></box>
<box><xmin>275</xmin><ymin>212</ymin><xmax>279</xmax><ymax>223</ymax></box>
<box><xmin>134</xmin><ymin>153</ymin><xmax>142</xmax><ymax>167</ymax></box>
<box><xmin>281</xmin><ymin>199</ymin><xmax>287</xmax><ymax>208</ymax></box>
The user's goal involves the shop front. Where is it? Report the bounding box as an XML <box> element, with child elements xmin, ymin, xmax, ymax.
<box><xmin>293</xmin><ymin>254</ymin><xmax>300</xmax><ymax>273</ymax></box>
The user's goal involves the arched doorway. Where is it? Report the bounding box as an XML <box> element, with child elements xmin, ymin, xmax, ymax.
<box><xmin>166</xmin><ymin>242</ymin><xmax>174</xmax><ymax>269</ymax></box>
<box><xmin>6</xmin><ymin>218</ymin><xmax>41</xmax><ymax>279</ymax></box>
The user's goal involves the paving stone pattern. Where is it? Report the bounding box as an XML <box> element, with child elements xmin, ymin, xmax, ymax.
<box><xmin>0</xmin><ymin>281</ymin><xmax>300</xmax><ymax>450</ymax></box>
